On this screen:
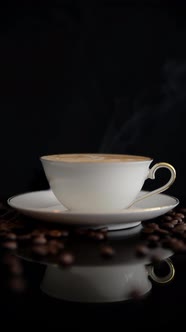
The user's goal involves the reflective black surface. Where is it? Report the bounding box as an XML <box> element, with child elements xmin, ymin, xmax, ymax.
<box><xmin>1</xmin><ymin>205</ymin><xmax>186</xmax><ymax>329</ymax></box>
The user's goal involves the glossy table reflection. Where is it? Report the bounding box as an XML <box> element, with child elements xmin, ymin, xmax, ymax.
<box><xmin>0</xmin><ymin>208</ymin><xmax>186</xmax><ymax>329</ymax></box>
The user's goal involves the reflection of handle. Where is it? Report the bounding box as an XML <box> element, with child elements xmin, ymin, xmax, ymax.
<box><xmin>132</xmin><ymin>162</ymin><xmax>176</xmax><ymax>206</ymax></box>
<box><xmin>147</xmin><ymin>258</ymin><xmax>175</xmax><ymax>284</ymax></box>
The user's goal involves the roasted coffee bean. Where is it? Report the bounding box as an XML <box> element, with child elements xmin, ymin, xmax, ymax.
<box><xmin>48</xmin><ymin>240</ymin><xmax>64</xmax><ymax>248</ymax></box>
<box><xmin>31</xmin><ymin>230</ymin><xmax>44</xmax><ymax>237</ymax></box>
<box><xmin>59</xmin><ymin>252</ymin><xmax>75</xmax><ymax>266</ymax></box>
<box><xmin>135</xmin><ymin>244</ymin><xmax>149</xmax><ymax>257</ymax></box>
<box><xmin>60</xmin><ymin>230</ymin><xmax>69</xmax><ymax>237</ymax></box>
<box><xmin>145</xmin><ymin>223</ymin><xmax>159</xmax><ymax>230</ymax></box>
<box><xmin>164</xmin><ymin>215</ymin><xmax>173</xmax><ymax>221</ymax></box>
<box><xmin>147</xmin><ymin>235</ymin><xmax>160</xmax><ymax>242</ymax></box>
<box><xmin>48</xmin><ymin>246</ymin><xmax>59</xmax><ymax>255</ymax></box>
<box><xmin>48</xmin><ymin>240</ymin><xmax>64</xmax><ymax>255</ymax></box>
<box><xmin>162</xmin><ymin>223</ymin><xmax>175</xmax><ymax>229</ymax></box>
<box><xmin>175</xmin><ymin>213</ymin><xmax>185</xmax><ymax>219</ymax></box>
<box><xmin>156</xmin><ymin>228</ymin><xmax>169</xmax><ymax>235</ymax></box>
<box><xmin>5</xmin><ymin>233</ymin><xmax>17</xmax><ymax>240</ymax></box>
<box><xmin>170</xmin><ymin>240</ymin><xmax>186</xmax><ymax>252</ymax></box>
<box><xmin>100</xmin><ymin>245</ymin><xmax>115</xmax><ymax>257</ymax></box>
<box><xmin>167</xmin><ymin>211</ymin><xmax>176</xmax><ymax>216</ymax></box>
<box><xmin>171</xmin><ymin>219</ymin><xmax>179</xmax><ymax>225</ymax></box>
<box><xmin>94</xmin><ymin>233</ymin><xmax>105</xmax><ymax>241</ymax></box>
<box><xmin>176</xmin><ymin>218</ymin><xmax>184</xmax><ymax>223</ymax></box>
<box><xmin>1</xmin><ymin>241</ymin><xmax>17</xmax><ymax>250</ymax></box>
<box><xmin>142</xmin><ymin>228</ymin><xmax>155</xmax><ymax>234</ymax></box>
<box><xmin>174</xmin><ymin>224</ymin><xmax>186</xmax><ymax>231</ymax></box>
<box><xmin>32</xmin><ymin>245</ymin><xmax>49</xmax><ymax>256</ymax></box>
<box><xmin>172</xmin><ymin>228</ymin><xmax>184</xmax><ymax>235</ymax></box>
<box><xmin>32</xmin><ymin>236</ymin><xmax>47</xmax><ymax>245</ymax></box>
<box><xmin>48</xmin><ymin>230</ymin><xmax>63</xmax><ymax>238</ymax></box>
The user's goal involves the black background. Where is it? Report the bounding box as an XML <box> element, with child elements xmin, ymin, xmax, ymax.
<box><xmin>1</xmin><ymin>1</ymin><xmax>186</xmax><ymax>329</ymax></box>
<box><xmin>1</xmin><ymin>1</ymin><xmax>186</xmax><ymax>202</ymax></box>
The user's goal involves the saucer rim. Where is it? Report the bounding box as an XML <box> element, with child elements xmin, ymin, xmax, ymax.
<box><xmin>7</xmin><ymin>189</ymin><xmax>180</xmax><ymax>215</ymax></box>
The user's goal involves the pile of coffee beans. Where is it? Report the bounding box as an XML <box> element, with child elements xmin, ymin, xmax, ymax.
<box><xmin>138</xmin><ymin>207</ymin><xmax>186</xmax><ymax>257</ymax></box>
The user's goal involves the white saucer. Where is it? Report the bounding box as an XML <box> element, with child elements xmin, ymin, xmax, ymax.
<box><xmin>7</xmin><ymin>190</ymin><xmax>179</xmax><ymax>230</ymax></box>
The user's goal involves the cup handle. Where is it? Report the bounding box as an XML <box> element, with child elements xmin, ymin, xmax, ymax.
<box><xmin>130</xmin><ymin>162</ymin><xmax>176</xmax><ymax>207</ymax></box>
<box><xmin>146</xmin><ymin>258</ymin><xmax>175</xmax><ymax>284</ymax></box>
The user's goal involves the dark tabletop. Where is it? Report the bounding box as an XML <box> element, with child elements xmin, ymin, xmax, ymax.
<box><xmin>1</xmin><ymin>201</ymin><xmax>186</xmax><ymax>330</ymax></box>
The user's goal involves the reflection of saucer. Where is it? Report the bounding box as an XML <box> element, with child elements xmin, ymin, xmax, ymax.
<box><xmin>8</xmin><ymin>190</ymin><xmax>179</xmax><ymax>230</ymax></box>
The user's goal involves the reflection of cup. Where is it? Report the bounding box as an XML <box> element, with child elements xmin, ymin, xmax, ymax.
<box><xmin>41</xmin><ymin>257</ymin><xmax>175</xmax><ymax>303</ymax></box>
<box><xmin>40</xmin><ymin>153</ymin><xmax>176</xmax><ymax>212</ymax></box>
<box><xmin>41</xmin><ymin>263</ymin><xmax>152</xmax><ymax>303</ymax></box>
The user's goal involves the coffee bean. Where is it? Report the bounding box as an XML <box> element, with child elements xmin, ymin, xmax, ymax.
<box><xmin>163</xmin><ymin>222</ymin><xmax>175</xmax><ymax>229</ymax></box>
<box><xmin>167</xmin><ymin>211</ymin><xmax>176</xmax><ymax>216</ymax></box>
<box><xmin>32</xmin><ymin>245</ymin><xmax>49</xmax><ymax>256</ymax></box>
<box><xmin>142</xmin><ymin>228</ymin><xmax>155</xmax><ymax>234</ymax></box>
<box><xmin>164</xmin><ymin>215</ymin><xmax>173</xmax><ymax>221</ymax></box>
<box><xmin>48</xmin><ymin>240</ymin><xmax>64</xmax><ymax>255</ymax></box>
<box><xmin>60</xmin><ymin>230</ymin><xmax>69</xmax><ymax>237</ymax></box>
<box><xmin>176</xmin><ymin>218</ymin><xmax>184</xmax><ymax>223</ymax></box>
<box><xmin>94</xmin><ymin>233</ymin><xmax>105</xmax><ymax>241</ymax></box>
<box><xmin>1</xmin><ymin>241</ymin><xmax>17</xmax><ymax>250</ymax></box>
<box><xmin>175</xmin><ymin>213</ymin><xmax>185</xmax><ymax>219</ymax></box>
<box><xmin>31</xmin><ymin>230</ymin><xmax>44</xmax><ymax>237</ymax></box>
<box><xmin>32</xmin><ymin>236</ymin><xmax>47</xmax><ymax>245</ymax></box>
<box><xmin>171</xmin><ymin>219</ymin><xmax>179</xmax><ymax>225</ymax></box>
<box><xmin>48</xmin><ymin>246</ymin><xmax>59</xmax><ymax>255</ymax></box>
<box><xmin>145</xmin><ymin>223</ymin><xmax>159</xmax><ymax>230</ymax></box>
<box><xmin>156</xmin><ymin>228</ymin><xmax>169</xmax><ymax>235</ymax></box>
<box><xmin>59</xmin><ymin>252</ymin><xmax>75</xmax><ymax>266</ymax></box>
<box><xmin>100</xmin><ymin>245</ymin><xmax>115</xmax><ymax>257</ymax></box>
<box><xmin>172</xmin><ymin>228</ymin><xmax>184</xmax><ymax>234</ymax></box>
<box><xmin>170</xmin><ymin>240</ymin><xmax>186</xmax><ymax>252</ymax></box>
<box><xmin>48</xmin><ymin>230</ymin><xmax>63</xmax><ymax>238</ymax></box>
<box><xmin>174</xmin><ymin>224</ymin><xmax>186</xmax><ymax>231</ymax></box>
<box><xmin>135</xmin><ymin>244</ymin><xmax>149</xmax><ymax>257</ymax></box>
<box><xmin>5</xmin><ymin>233</ymin><xmax>17</xmax><ymax>240</ymax></box>
<box><xmin>48</xmin><ymin>240</ymin><xmax>64</xmax><ymax>248</ymax></box>
<box><xmin>147</xmin><ymin>235</ymin><xmax>160</xmax><ymax>242</ymax></box>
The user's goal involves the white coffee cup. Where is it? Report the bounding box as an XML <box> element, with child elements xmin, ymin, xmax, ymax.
<box><xmin>40</xmin><ymin>153</ymin><xmax>176</xmax><ymax>212</ymax></box>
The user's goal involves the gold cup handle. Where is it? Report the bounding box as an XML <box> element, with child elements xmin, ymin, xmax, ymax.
<box><xmin>131</xmin><ymin>162</ymin><xmax>176</xmax><ymax>206</ymax></box>
<box><xmin>147</xmin><ymin>258</ymin><xmax>175</xmax><ymax>284</ymax></box>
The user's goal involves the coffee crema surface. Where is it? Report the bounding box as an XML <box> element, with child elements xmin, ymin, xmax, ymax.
<box><xmin>41</xmin><ymin>154</ymin><xmax>151</xmax><ymax>163</ymax></box>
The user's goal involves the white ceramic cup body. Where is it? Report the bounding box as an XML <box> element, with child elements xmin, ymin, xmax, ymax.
<box><xmin>41</xmin><ymin>154</ymin><xmax>176</xmax><ymax>212</ymax></box>
<box><xmin>41</xmin><ymin>156</ymin><xmax>152</xmax><ymax>212</ymax></box>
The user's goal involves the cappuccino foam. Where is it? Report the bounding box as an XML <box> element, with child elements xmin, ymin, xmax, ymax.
<box><xmin>41</xmin><ymin>154</ymin><xmax>151</xmax><ymax>163</ymax></box>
